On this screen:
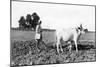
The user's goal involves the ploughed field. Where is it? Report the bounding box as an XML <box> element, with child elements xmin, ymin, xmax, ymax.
<box><xmin>11</xmin><ymin>30</ymin><xmax>96</xmax><ymax>66</ymax></box>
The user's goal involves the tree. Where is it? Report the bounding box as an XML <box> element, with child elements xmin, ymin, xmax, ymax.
<box><xmin>31</xmin><ymin>12</ymin><xmax>40</xmax><ymax>30</ymax></box>
<box><xmin>26</xmin><ymin>14</ymin><xmax>32</xmax><ymax>29</ymax></box>
<box><xmin>18</xmin><ymin>16</ymin><xmax>26</xmax><ymax>28</ymax></box>
<box><xmin>18</xmin><ymin>12</ymin><xmax>41</xmax><ymax>30</ymax></box>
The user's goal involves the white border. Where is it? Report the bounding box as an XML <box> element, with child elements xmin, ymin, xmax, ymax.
<box><xmin>0</xmin><ymin>0</ymin><xmax>98</xmax><ymax>67</ymax></box>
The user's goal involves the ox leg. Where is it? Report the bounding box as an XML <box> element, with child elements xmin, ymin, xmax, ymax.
<box><xmin>69</xmin><ymin>42</ymin><xmax>72</xmax><ymax>52</ymax></box>
<box><xmin>60</xmin><ymin>44</ymin><xmax>63</xmax><ymax>52</ymax></box>
<box><xmin>68</xmin><ymin>41</ymin><xmax>72</xmax><ymax>52</ymax></box>
<box><xmin>69</xmin><ymin>45</ymin><xmax>72</xmax><ymax>52</ymax></box>
<box><xmin>74</xmin><ymin>40</ymin><xmax>78</xmax><ymax>52</ymax></box>
<box><xmin>57</xmin><ymin>44</ymin><xmax>59</xmax><ymax>54</ymax></box>
<box><xmin>56</xmin><ymin>40</ymin><xmax>60</xmax><ymax>54</ymax></box>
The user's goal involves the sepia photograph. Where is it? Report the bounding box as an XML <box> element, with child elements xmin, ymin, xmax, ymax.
<box><xmin>11</xmin><ymin>0</ymin><xmax>96</xmax><ymax>67</ymax></box>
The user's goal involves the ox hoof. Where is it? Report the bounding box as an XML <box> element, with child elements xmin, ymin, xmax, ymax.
<box><xmin>76</xmin><ymin>50</ymin><xmax>78</xmax><ymax>53</ymax></box>
<box><xmin>61</xmin><ymin>49</ymin><xmax>63</xmax><ymax>53</ymax></box>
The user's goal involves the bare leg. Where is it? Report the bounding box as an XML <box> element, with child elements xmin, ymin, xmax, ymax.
<box><xmin>36</xmin><ymin>39</ymin><xmax>40</xmax><ymax>52</ymax></box>
<box><xmin>35</xmin><ymin>39</ymin><xmax>38</xmax><ymax>48</ymax></box>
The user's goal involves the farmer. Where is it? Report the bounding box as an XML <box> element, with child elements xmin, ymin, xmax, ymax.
<box><xmin>35</xmin><ymin>20</ymin><xmax>43</xmax><ymax>48</ymax></box>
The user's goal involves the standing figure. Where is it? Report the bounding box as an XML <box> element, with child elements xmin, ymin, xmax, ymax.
<box><xmin>35</xmin><ymin>21</ymin><xmax>42</xmax><ymax>48</ymax></box>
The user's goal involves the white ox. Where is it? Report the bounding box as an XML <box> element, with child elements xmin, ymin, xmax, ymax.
<box><xmin>56</xmin><ymin>24</ymin><xmax>86</xmax><ymax>53</ymax></box>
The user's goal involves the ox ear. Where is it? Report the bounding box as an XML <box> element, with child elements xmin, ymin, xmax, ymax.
<box><xmin>76</xmin><ymin>28</ymin><xmax>79</xmax><ymax>33</ymax></box>
<box><xmin>80</xmin><ymin>24</ymin><xmax>82</xmax><ymax>28</ymax></box>
<box><xmin>79</xmin><ymin>24</ymin><xmax>83</xmax><ymax>30</ymax></box>
<box><xmin>78</xmin><ymin>27</ymin><xmax>81</xmax><ymax>30</ymax></box>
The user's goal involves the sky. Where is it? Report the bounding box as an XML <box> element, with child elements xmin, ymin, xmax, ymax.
<box><xmin>11</xmin><ymin>1</ymin><xmax>95</xmax><ymax>31</ymax></box>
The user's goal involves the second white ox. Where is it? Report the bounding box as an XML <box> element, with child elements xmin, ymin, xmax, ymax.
<box><xmin>55</xmin><ymin>24</ymin><xmax>86</xmax><ymax>53</ymax></box>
